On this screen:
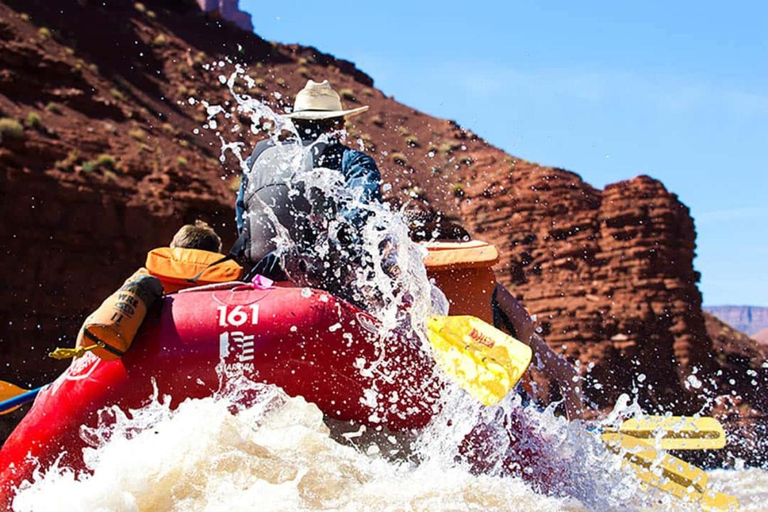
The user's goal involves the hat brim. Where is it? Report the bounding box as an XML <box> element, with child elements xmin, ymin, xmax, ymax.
<box><xmin>284</xmin><ymin>105</ymin><xmax>369</xmax><ymax>120</ymax></box>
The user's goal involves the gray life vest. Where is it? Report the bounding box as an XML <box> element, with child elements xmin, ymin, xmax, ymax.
<box><xmin>240</xmin><ymin>139</ymin><xmax>331</xmax><ymax>266</ymax></box>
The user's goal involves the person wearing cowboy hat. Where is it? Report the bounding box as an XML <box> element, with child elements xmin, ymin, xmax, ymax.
<box><xmin>233</xmin><ymin>80</ymin><xmax>382</xmax><ymax>304</ymax></box>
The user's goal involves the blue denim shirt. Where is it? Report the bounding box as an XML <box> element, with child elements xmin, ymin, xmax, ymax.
<box><xmin>235</xmin><ymin>142</ymin><xmax>382</xmax><ymax>234</ymax></box>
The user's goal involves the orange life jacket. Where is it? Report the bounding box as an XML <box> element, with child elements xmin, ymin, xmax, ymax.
<box><xmin>144</xmin><ymin>247</ymin><xmax>244</xmax><ymax>293</ymax></box>
<box><xmin>423</xmin><ymin>240</ymin><xmax>499</xmax><ymax>324</ymax></box>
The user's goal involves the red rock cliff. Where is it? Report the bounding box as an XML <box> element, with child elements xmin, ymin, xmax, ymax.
<box><xmin>0</xmin><ymin>0</ymin><xmax>765</xmax><ymax>441</ymax></box>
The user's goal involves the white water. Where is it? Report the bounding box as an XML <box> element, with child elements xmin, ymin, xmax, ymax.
<box><xmin>12</xmin><ymin>63</ymin><xmax>765</xmax><ymax>510</ymax></box>
<box><xmin>6</xmin><ymin>383</ymin><xmax>656</xmax><ymax>511</ymax></box>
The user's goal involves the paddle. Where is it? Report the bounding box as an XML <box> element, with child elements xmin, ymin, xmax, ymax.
<box><xmin>0</xmin><ymin>382</ymin><xmax>43</xmax><ymax>415</ymax></box>
<box><xmin>602</xmin><ymin>433</ymin><xmax>739</xmax><ymax>511</ymax></box>
<box><xmin>606</xmin><ymin>416</ymin><xmax>726</xmax><ymax>451</ymax></box>
<box><xmin>424</xmin><ymin>317</ymin><xmax>737</xmax><ymax>508</ymax></box>
<box><xmin>426</xmin><ymin>315</ymin><xmax>533</xmax><ymax>406</ymax></box>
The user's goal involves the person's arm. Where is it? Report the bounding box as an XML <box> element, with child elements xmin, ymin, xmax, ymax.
<box><xmin>339</xmin><ymin>150</ymin><xmax>382</xmax><ymax>227</ymax></box>
<box><xmin>235</xmin><ymin>172</ymin><xmax>247</xmax><ymax>235</ymax></box>
<box><xmin>493</xmin><ymin>283</ymin><xmax>587</xmax><ymax>420</ymax></box>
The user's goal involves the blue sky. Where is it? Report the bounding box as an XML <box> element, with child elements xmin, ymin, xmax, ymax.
<box><xmin>241</xmin><ymin>0</ymin><xmax>768</xmax><ymax>306</ymax></box>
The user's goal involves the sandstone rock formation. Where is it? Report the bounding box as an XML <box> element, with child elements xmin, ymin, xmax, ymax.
<box><xmin>195</xmin><ymin>0</ymin><xmax>253</xmax><ymax>32</ymax></box>
<box><xmin>1</xmin><ymin>0</ymin><xmax>766</xmax><ymax>455</ymax></box>
<box><xmin>704</xmin><ymin>305</ymin><xmax>768</xmax><ymax>336</ymax></box>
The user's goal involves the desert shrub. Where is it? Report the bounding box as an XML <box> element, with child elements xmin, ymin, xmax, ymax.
<box><xmin>362</xmin><ymin>88</ymin><xmax>374</xmax><ymax>96</ymax></box>
<box><xmin>55</xmin><ymin>149</ymin><xmax>80</xmax><ymax>170</ymax></box>
<box><xmin>0</xmin><ymin>118</ymin><xmax>24</xmax><ymax>140</ymax></box>
<box><xmin>37</xmin><ymin>27</ymin><xmax>51</xmax><ymax>39</ymax></box>
<box><xmin>228</xmin><ymin>174</ymin><xmax>242</xmax><ymax>192</ymax></box>
<box><xmin>397</xmin><ymin>126</ymin><xmax>411</xmax><ymax>137</ymax></box>
<box><xmin>297</xmin><ymin>57</ymin><xmax>308</xmax><ymax>66</ymax></box>
<box><xmin>177</xmin><ymin>84</ymin><xmax>188</xmax><ymax>96</ymax></box>
<box><xmin>391</xmin><ymin>152</ymin><xmax>408</xmax><ymax>166</ymax></box>
<box><xmin>45</xmin><ymin>102</ymin><xmax>62</xmax><ymax>114</ymax></box>
<box><xmin>128</xmin><ymin>129</ymin><xmax>146</xmax><ymax>141</ymax></box>
<box><xmin>25</xmin><ymin>112</ymin><xmax>42</xmax><ymax>129</ymax></box>
<box><xmin>451</xmin><ymin>183</ymin><xmax>465</xmax><ymax>197</ymax></box>
<box><xmin>275</xmin><ymin>78</ymin><xmax>286</xmax><ymax>87</ymax></box>
<box><xmin>405</xmin><ymin>135</ymin><xmax>419</xmax><ymax>147</ymax></box>
<box><xmin>297</xmin><ymin>67</ymin><xmax>310</xmax><ymax>78</ymax></box>
<box><xmin>146</xmin><ymin>10</ymin><xmax>156</xmax><ymax>19</ymax></box>
<box><xmin>459</xmin><ymin>155</ymin><xmax>473</xmax><ymax>166</ymax></box>
<box><xmin>134</xmin><ymin>2</ymin><xmax>146</xmax><ymax>12</ymax></box>
<box><xmin>82</xmin><ymin>154</ymin><xmax>117</xmax><ymax>173</ymax></box>
<box><xmin>176</xmin><ymin>156</ymin><xmax>187</xmax><ymax>167</ymax></box>
<box><xmin>161</xmin><ymin>123</ymin><xmax>175</xmax><ymax>134</ymax></box>
<box><xmin>95</xmin><ymin>154</ymin><xmax>117</xmax><ymax>169</ymax></box>
<box><xmin>407</xmin><ymin>186</ymin><xmax>424</xmax><ymax>199</ymax></box>
<box><xmin>339</xmin><ymin>88</ymin><xmax>356</xmax><ymax>102</ymax></box>
<box><xmin>371</xmin><ymin>115</ymin><xmax>384</xmax><ymax>127</ymax></box>
<box><xmin>440</xmin><ymin>141</ymin><xmax>461</xmax><ymax>155</ymax></box>
<box><xmin>110</xmin><ymin>88</ymin><xmax>124</xmax><ymax>101</ymax></box>
<box><xmin>19</xmin><ymin>13</ymin><xmax>30</xmax><ymax>21</ymax></box>
<box><xmin>152</xmin><ymin>34</ymin><xmax>166</xmax><ymax>47</ymax></box>
<box><xmin>193</xmin><ymin>51</ymin><xmax>206</xmax><ymax>66</ymax></box>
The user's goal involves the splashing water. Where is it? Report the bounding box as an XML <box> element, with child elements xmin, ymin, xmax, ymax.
<box><xmin>10</xmin><ymin>383</ymin><xmax>635</xmax><ymax>511</ymax></box>
<box><xmin>211</xmin><ymin>63</ymin><xmax>445</xmax><ymax>339</ymax></box>
<box><xmin>10</xmin><ymin>62</ymin><xmax>763</xmax><ymax>510</ymax></box>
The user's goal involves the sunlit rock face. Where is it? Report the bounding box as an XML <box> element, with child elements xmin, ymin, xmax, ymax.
<box><xmin>196</xmin><ymin>0</ymin><xmax>253</xmax><ymax>31</ymax></box>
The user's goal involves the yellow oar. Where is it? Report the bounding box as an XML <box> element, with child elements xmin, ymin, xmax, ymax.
<box><xmin>426</xmin><ymin>315</ymin><xmax>532</xmax><ymax>406</ymax></box>
<box><xmin>609</xmin><ymin>416</ymin><xmax>726</xmax><ymax>450</ymax></box>
<box><xmin>603</xmin><ymin>433</ymin><xmax>739</xmax><ymax>510</ymax></box>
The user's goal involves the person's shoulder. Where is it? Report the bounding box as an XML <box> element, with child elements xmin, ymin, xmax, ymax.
<box><xmin>342</xmin><ymin>147</ymin><xmax>378</xmax><ymax>167</ymax></box>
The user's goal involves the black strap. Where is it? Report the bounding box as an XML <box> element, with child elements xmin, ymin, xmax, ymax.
<box><xmin>83</xmin><ymin>329</ymin><xmax>125</xmax><ymax>357</ymax></box>
<box><xmin>186</xmin><ymin>232</ymin><xmax>248</xmax><ymax>285</ymax></box>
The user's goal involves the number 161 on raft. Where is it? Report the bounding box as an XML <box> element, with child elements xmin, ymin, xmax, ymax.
<box><xmin>217</xmin><ymin>305</ymin><xmax>260</xmax><ymax>327</ymax></box>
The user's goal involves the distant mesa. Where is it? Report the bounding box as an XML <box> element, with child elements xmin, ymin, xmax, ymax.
<box><xmin>196</xmin><ymin>0</ymin><xmax>253</xmax><ymax>31</ymax></box>
<box><xmin>704</xmin><ymin>306</ymin><xmax>768</xmax><ymax>336</ymax></box>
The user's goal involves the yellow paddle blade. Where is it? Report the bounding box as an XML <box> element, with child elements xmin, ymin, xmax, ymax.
<box><xmin>0</xmin><ymin>380</ymin><xmax>30</xmax><ymax>414</ymax></box>
<box><xmin>701</xmin><ymin>490</ymin><xmax>740</xmax><ymax>512</ymax></box>
<box><xmin>617</xmin><ymin>416</ymin><xmax>726</xmax><ymax>450</ymax></box>
<box><xmin>602</xmin><ymin>432</ymin><xmax>708</xmax><ymax>492</ymax></box>
<box><xmin>427</xmin><ymin>315</ymin><xmax>532</xmax><ymax>406</ymax></box>
<box><xmin>602</xmin><ymin>433</ymin><xmax>739</xmax><ymax>510</ymax></box>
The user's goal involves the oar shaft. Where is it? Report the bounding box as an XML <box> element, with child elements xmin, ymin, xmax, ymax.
<box><xmin>0</xmin><ymin>387</ymin><xmax>43</xmax><ymax>414</ymax></box>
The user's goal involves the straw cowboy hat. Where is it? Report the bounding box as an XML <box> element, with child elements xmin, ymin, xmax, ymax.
<box><xmin>285</xmin><ymin>80</ymin><xmax>369</xmax><ymax>120</ymax></box>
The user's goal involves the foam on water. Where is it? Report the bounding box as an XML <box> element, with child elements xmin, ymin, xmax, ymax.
<box><xmin>13</xmin><ymin>384</ymin><xmax>584</xmax><ymax>511</ymax></box>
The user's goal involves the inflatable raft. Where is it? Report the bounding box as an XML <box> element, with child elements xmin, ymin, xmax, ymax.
<box><xmin>0</xmin><ymin>283</ymin><xmax>441</xmax><ymax>505</ymax></box>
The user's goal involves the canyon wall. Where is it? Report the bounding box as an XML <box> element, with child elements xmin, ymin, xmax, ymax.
<box><xmin>1</xmin><ymin>0</ymin><xmax>766</xmax><ymax>442</ymax></box>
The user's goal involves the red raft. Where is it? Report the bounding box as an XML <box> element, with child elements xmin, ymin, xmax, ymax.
<box><xmin>0</xmin><ymin>284</ymin><xmax>440</xmax><ymax>504</ymax></box>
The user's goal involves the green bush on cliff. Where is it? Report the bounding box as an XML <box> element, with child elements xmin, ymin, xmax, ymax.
<box><xmin>55</xmin><ymin>149</ymin><xmax>80</xmax><ymax>171</ymax></box>
<box><xmin>0</xmin><ymin>118</ymin><xmax>24</xmax><ymax>141</ymax></box>
<box><xmin>38</xmin><ymin>27</ymin><xmax>51</xmax><ymax>39</ymax></box>
<box><xmin>82</xmin><ymin>154</ymin><xmax>117</xmax><ymax>173</ymax></box>
<box><xmin>45</xmin><ymin>102</ymin><xmax>62</xmax><ymax>114</ymax></box>
<box><xmin>25</xmin><ymin>112</ymin><xmax>42</xmax><ymax>130</ymax></box>
<box><xmin>391</xmin><ymin>152</ymin><xmax>408</xmax><ymax>166</ymax></box>
<box><xmin>339</xmin><ymin>89</ymin><xmax>356</xmax><ymax>102</ymax></box>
